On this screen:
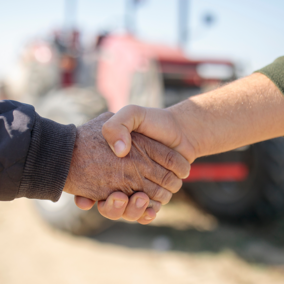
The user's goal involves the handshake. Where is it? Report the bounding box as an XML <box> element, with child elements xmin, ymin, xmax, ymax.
<box><xmin>63</xmin><ymin>72</ymin><xmax>284</xmax><ymax>224</ymax></box>
<box><xmin>64</xmin><ymin>108</ymin><xmax>192</xmax><ymax>225</ymax></box>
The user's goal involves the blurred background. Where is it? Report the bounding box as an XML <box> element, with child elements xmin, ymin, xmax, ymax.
<box><xmin>1</xmin><ymin>0</ymin><xmax>284</xmax><ymax>283</ymax></box>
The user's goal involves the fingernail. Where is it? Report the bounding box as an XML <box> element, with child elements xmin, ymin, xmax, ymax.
<box><xmin>114</xmin><ymin>140</ymin><xmax>126</xmax><ymax>156</ymax></box>
<box><xmin>114</xmin><ymin>200</ymin><xmax>126</xmax><ymax>209</ymax></box>
<box><xmin>136</xmin><ymin>198</ymin><xmax>147</xmax><ymax>208</ymax></box>
<box><xmin>144</xmin><ymin>216</ymin><xmax>153</xmax><ymax>220</ymax></box>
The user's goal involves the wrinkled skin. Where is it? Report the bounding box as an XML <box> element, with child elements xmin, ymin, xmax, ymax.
<box><xmin>64</xmin><ymin>113</ymin><xmax>190</xmax><ymax>205</ymax></box>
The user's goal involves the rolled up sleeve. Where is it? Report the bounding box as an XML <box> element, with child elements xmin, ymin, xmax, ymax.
<box><xmin>256</xmin><ymin>56</ymin><xmax>284</xmax><ymax>96</ymax></box>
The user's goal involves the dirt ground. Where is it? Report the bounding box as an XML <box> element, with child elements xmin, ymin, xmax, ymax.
<box><xmin>1</xmin><ymin>192</ymin><xmax>284</xmax><ymax>284</ymax></box>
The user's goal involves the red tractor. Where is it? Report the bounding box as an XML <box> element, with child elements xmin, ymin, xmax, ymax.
<box><xmin>6</xmin><ymin>0</ymin><xmax>283</xmax><ymax>234</ymax></box>
<box><xmin>96</xmin><ymin>34</ymin><xmax>284</xmax><ymax>223</ymax></box>
<box><xmin>12</xmin><ymin>32</ymin><xmax>281</xmax><ymax>235</ymax></box>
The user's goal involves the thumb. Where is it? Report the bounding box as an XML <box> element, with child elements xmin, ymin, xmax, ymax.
<box><xmin>102</xmin><ymin>105</ymin><xmax>146</xmax><ymax>157</ymax></box>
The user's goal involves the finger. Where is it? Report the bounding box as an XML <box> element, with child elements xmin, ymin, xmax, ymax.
<box><xmin>74</xmin><ymin>196</ymin><xmax>96</xmax><ymax>210</ymax></box>
<box><xmin>143</xmin><ymin>179</ymin><xmax>173</xmax><ymax>205</ymax></box>
<box><xmin>122</xmin><ymin>192</ymin><xmax>149</xmax><ymax>221</ymax></box>
<box><xmin>102</xmin><ymin>105</ymin><xmax>146</xmax><ymax>157</ymax></box>
<box><xmin>97</xmin><ymin>192</ymin><xmax>128</xmax><ymax>220</ymax></box>
<box><xmin>148</xmin><ymin>199</ymin><xmax>162</xmax><ymax>213</ymax></box>
<box><xmin>137</xmin><ymin>133</ymin><xmax>190</xmax><ymax>179</ymax></box>
<box><xmin>137</xmin><ymin>208</ymin><xmax>156</xmax><ymax>225</ymax></box>
<box><xmin>145</xmin><ymin>165</ymin><xmax>183</xmax><ymax>194</ymax></box>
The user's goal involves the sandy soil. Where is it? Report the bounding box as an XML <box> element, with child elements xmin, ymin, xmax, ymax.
<box><xmin>1</xmin><ymin>194</ymin><xmax>284</xmax><ymax>284</ymax></box>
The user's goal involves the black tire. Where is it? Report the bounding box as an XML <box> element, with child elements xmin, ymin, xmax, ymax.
<box><xmin>33</xmin><ymin>88</ymin><xmax>111</xmax><ymax>235</ymax></box>
<box><xmin>34</xmin><ymin>193</ymin><xmax>112</xmax><ymax>235</ymax></box>
<box><xmin>183</xmin><ymin>137</ymin><xmax>284</xmax><ymax>222</ymax></box>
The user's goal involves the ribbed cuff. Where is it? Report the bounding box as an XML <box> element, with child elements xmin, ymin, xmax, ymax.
<box><xmin>255</xmin><ymin>56</ymin><xmax>284</xmax><ymax>96</ymax></box>
<box><xmin>18</xmin><ymin>113</ymin><xmax>76</xmax><ymax>202</ymax></box>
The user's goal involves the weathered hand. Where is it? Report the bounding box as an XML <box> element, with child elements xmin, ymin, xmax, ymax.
<box><xmin>93</xmin><ymin>105</ymin><xmax>193</xmax><ymax>224</ymax></box>
<box><xmin>64</xmin><ymin>112</ymin><xmax>190</xmax><ymax>206</ymax></box>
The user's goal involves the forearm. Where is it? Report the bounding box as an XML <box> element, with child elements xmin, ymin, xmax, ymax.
<box><xmin>19</xmin><ymin>113</ymin><xmax>76</xmax><ymax>201</ymax></box>
<box><xmin>169</xmin><ymin>73</ymin><xmax>284</xmax><ymax>161</ymax></box>
<box><xmin>0</xmin><ymin>100</ymin><xmax>76</xmax><ymax>202</ymax></box>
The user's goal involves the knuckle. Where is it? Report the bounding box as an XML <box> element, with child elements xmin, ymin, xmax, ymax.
<box><xmin>161</xmin><ymin>171</ymin><xmax>183</xmax><ymax>193</ymax></box>
<box><xmin>153</xmin><ymin>187</ymin><xmax>172</xmax><ymax>205</ymax></box>
<box><xmin>127</xmin><ymin>104</ymin><xmax>141</xmax><ymax>115</ymax></box>
<box><xmin>148</xmin><ymin>200</ymin><xmax>161</xmax><ymax>213</ymax></box>
<box><xmin>164</xmin><ymin>150</ymin><xmax>176</xmax><ymax>169</ymax></box>
<box><xmin>161</xmin><ymin>171</ymin><xmax>176</xmax><ymax>189</ymax></box>
<box><xmin>149</xmin><ymin>183</ymin><xmax>160</xmax><ymax>200</ymax></box>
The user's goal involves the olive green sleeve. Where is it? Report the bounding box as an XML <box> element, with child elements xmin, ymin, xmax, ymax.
<box><xmin>255</xmin><ymin>56</ymin><xmax>284</xmax><ymax>95</ymax></box>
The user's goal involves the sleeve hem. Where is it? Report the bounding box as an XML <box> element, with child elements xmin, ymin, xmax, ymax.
<box><xmin>18</xmin><ymin>113</ymin><xmax>77</xmax><ymax>202</ymax></box>
<box><xmin>254</xmin><ymin>56</ymin><xmax>284</xmax><ymax>96</ymax></box>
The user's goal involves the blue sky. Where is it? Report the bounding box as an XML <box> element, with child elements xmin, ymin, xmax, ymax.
<box><xmin>0</xmin><ymin>0</ymin><xmax>283</xmax><ymax>77</ymax></box>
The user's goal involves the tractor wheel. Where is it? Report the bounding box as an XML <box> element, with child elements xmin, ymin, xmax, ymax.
<box><xmin>33</xmin><ymin>87</ymin><xmax>112</xmax><ymax>235</ymax></box>
<box><xmin>184</xmin><ymin>137</ymin><xmax>284</xmax><ymax>222</ymax></box>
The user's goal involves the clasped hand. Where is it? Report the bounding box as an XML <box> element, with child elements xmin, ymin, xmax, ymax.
<box><xmin>64</xmin><ymin>112</ymin><xmax>190</xmax><ymax>224</ymax></box>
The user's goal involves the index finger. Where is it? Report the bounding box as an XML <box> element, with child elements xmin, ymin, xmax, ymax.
<box><xmin>132</xmin><ymin>132</ymin><xmax>190</xmax><ymax>179</ymax></box>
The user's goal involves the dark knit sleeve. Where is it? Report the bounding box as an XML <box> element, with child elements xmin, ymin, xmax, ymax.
<box><xmin>0</xmin><ymin>100</ymin><xmax>76</xmax><ymax>202</ymax></box>
<box><xmin>0</xmin><ymin>100</ymin><xmax>35</xmax><ymax>201</ymax></box>
<box><xmin>17</xmin><ymin>113</ymin><xmax>76</xmax><ymax>202</ymax></box>
<box><xmin>255</xmin><ymin>56</ymin><xmax>284</xmax><ymax>95</ymax></box>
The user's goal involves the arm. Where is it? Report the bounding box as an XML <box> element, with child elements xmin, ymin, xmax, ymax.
<box><xmin>170</xmin><ymin>72</ymin><xmax>284</xmax><ymax>161</ymax></box>
<box><xmin>0</xmin><ymin>100</ymin><xmax>76</xmax><ymax>202</ymax></box>
<box><xmin>0</xmin><ymin>102</ymin><xmax>189</xmax><ymax>226</ymax></box>
<box><xmin>97</xmin><ymin>58</ymin><xmax>284</xmax><ymax>222</ymax></box>
<box><xmin>103</xmin><ymin>65</ymin><xmax>284</xmax><ymax>163</ymax></box>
